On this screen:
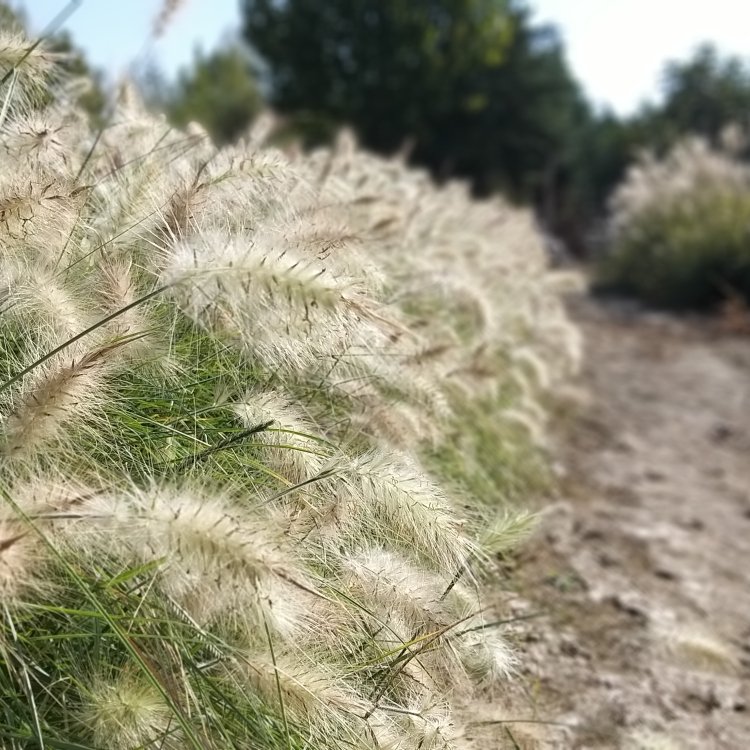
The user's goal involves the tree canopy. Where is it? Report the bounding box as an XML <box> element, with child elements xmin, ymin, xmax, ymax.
<box><xmin>660</xmin><ymin>44</ymin><xmax>750</xmax><ymax>144</ymax></box>
<box><xmin>241</xmin><ymin>0</ymin><xmax>587</xmax><ymax>200</ymax></box>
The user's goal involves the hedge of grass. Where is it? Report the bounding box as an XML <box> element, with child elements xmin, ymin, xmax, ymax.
<box><xmin>0</xmin><ymin>31</ymin><xmax>580</xmax><ymax>750</ymax></box>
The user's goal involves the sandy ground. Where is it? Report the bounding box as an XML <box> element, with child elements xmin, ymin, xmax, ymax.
<box><xmin>492</xmin><ymin>296</ymin><xmax>750</xmax><ymax>749</ymax></box>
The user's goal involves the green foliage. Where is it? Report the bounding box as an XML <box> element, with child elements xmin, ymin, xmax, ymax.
<box><xmin>241</xmin><ymin>0</ymin><xmax>586</xmax><ymax>200</ymax></box>
<box><xmin>659</xmin><ymin>44</ymin><xmax>750</xmax><ymax>147</ymax></box>
<box><xmin>601</xmin><ymin>187</ymin><xmax>750</xmax><ymax>309</ymax></box>
<box><xmin>555</xmin><ymin>113</ymin><xmax>634</xmax><ymax>235</ymax></box>
<box><xmin>163</xmin><ymin>45</ymin><xmax>264</xmax><ymax>144</ymax></box>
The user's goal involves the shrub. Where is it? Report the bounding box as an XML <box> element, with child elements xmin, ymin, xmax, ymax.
<box><xmin>600</xmin><ymin>133</ymin><xmax>750</xmax><ymax>309</ymax></box>
<box><xmin>0</xmin><ymin>31</ymin><xmax>580</xmax><ymax>749</ymax></box>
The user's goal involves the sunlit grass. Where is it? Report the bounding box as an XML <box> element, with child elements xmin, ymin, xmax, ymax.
<box><xmin>0</xmin><ymin>28</ymin><xmax>579</xmax><ymax>749</ymax></box>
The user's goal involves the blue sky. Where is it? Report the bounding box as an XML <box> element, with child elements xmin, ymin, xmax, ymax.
<box><xmin>15</xmin><ymin>0</ymin><xmax>750</xmax><ymax>115</ymax></box>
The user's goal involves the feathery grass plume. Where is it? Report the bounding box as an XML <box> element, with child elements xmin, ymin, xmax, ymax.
<box><xmin>0</xmin><ymin>515</ymin><xmax>42</xmax><ymax>604</ymax></box>
<box><xmin>0</xmin><ymin>257</ymin><xmax>89</xmax><ymax>347</ymax></box>
<box><xmin>478</xmin><ymin>510</ymin><xmax>536</xmax><ymax>558</ymax></box>
<box><xmin>0</xmin><ymin>32</ymin><xmax>62</xmax><ymax>110</ymax></box>
<box><xmin>1</xmin><ymin>108</ymin><xmax>73</xmax><ymax>171</ymax></box>
<box><xmin>67</xmin><ymin>485</ymin><xmax>307</xmax><ymax>632</ymax></box>
<box><xmin>304</xmin><ymin>132</ymin><xmax>583</xmax><ymax>397</ymax></box>
<box><xmin>1</xmin><ymin>341</ymin><xmax>121</xmax><ymax>459</ymax></box>
<box><xmin>195</xmin><ymin>146</ymin><xmax>312</xmax><ymax>233</ymax></box>
<box><xmin>511</xmin><ymin>347</ymin><xmax>552</xmax><ymax>393</ymax></box>
<box><xmin>360</xmin><ymin>710</ymin><xmax>407</xmax><ymax>750</ymax></box>
<box><xmin>394</xmin><ymin>700</ymin><xmax>466</xmax><ymax>750</ymax></box>
<box><xmin>279</xmin><ymin>206</ymin><xmax>387</xmax><ymax>292</ymax></box>
<box><xmin>342</xmin><ymin>548</ymin><xmax>472</xmax><ymax>633</ymax></box>
<box><xmin>364</xmin><ymin>353</ymin><xmax>453</xmax><ymax>423</ymax></box>
<box><xmin>349</xmin><ymin>397</ymin><xmax>442</xmax><ymax>449</ymax></box>
<box><xmin>78</xmin><ymin>672</ymin><xmax>181</xmax><ymax>750</ymax></box>
<box><xmin>339</xmin><ymin>451</ymin><xmax>477</xmax><ymax>572</ymax></box>
<box><xmin>341</xmin><ymin>548</ymin><xmax>515</xmax><ymax>692</ymax></box>
<box><xmin>164</xmin><ymin>231</ymin><xmax>390</xmax><ymax>373</ymax></box>
<box><xmin>94</xmin><ymin>256</ymin><xmax>165</xmax><ymax>365</ymax></box>
<box><xmin>536</xmin><ymin>315</ymin><xmax>584</xmax><ymax>379</ymax></box>
<box><xmin>235</xmin><ymin>652</ymin><xmax>370</xmax><ymax>733</ymax></box>
<box><xmin>232</xmin><ymin>389</ymin><xmax>332</xmax><ymax>484</ymax></box>
<box><xmin>91</xmin><ymin>150</ymin><xmax>186</xmax><ymax>260</ymax></box>
<box><xmin>456</xmin><ymin>620</ymin><xmax>518</xmax><ymax>683</ymax></box>
<box><xmin>0</xmin><ymin>173</ymin><xmax>85</xmax><ymax>259</ymax></box>
<box><xmin>498</xmin><ymin>406</ymin><xmax>547</xmax><ymax>449</ymax></box>
<box><xmin>95</xmin><ymin>257</ymin><xmax>141</xmax><ymax>334</ymax></box>
<box><xmin>90</xmin><ymin>85</ymin><xmax>209</xmax><ymax>259</ymax></box>
<box><xmin>157</xmin><ymin>123</ymin><xmax>216</xmax><ymax>241</ymax></box>
<box><xmin>6</xmin><ymin>474</ymin><xmax>95</xmax><ymax>518</ymax></box>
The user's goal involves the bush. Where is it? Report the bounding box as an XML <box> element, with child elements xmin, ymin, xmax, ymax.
<box><xmin>599</xmin><ymin>133</ymin><xmax>750</xmax><ymax>309</ymax></box>
<box><xmin>0</xmin><ymin>31</ymin><xmax>580</xmax><ymax>749</ymax></box>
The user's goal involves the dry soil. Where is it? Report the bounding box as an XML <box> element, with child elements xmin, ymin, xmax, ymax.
<box><xmin>490</xmin><ymin>295</ymin><xmax>750</xmax><ymax>750</ymax></box>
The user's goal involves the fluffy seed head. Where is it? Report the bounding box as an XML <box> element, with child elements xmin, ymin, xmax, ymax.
<box><xmin>2</xmin><ymin>343</ymin><xmax>118</xmax><ymax>459</ymax></box>
<box><xmin>79</xmin><ymin>674</ymin><xmax>180</xmax><ymax>750</ymax></box>
<box><xmin>233</xmin><ymin>390</ymin><xmax>331</xmax><ymax>484</ymax></box>
<box><xmin>238</xmin><ymin>653</ymin><xmax>369</xmax><ymax>724</ymax></box>
<box><xmin>67</xmin><ymin>486</ymin><xmax>302</xmax><ymax>629</ymax></box>
<box><xmin>342</xmin><ymin>548</ymin><xmax>465</xmax><ymax>632</ymax></box>
<box><xmin>0</xmin><ymin>32</ymin><xmax>62</xmax><ymax>108</ymax></box>
<box><xmin>0</xmin><ymin>517</ymin><xmax>41</xmax><ymax>604</ymax></box>
<box><xmin>339</xmin><ymin>451</ymin><xmax>477</xmax><ymax>571</ymax></box>
<box><xmin>0</xmin><ymin>258</ymin><xmax>88</xmax><ymax>346</ymax></box>
<box><xmin>162</xmin><ymin>228</ymin><xmax>398</xmax><ymax>376</ymax></box>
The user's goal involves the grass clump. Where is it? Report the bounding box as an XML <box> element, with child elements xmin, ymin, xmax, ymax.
<box><xmin>599</xmin><ymin>131</ymin><xmax>750</xmax><ymax>309</ymax></box>
<box><xmin>0</xmin><ymin>31</ymin><xmax>580</xmax><ymax>750</ymax></box>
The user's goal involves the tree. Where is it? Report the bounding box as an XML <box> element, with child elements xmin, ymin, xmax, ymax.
<box><xmin>241</xmin><ymin>0</ymin><xmax>586</xmax><ymax>201</ymax></box>
<box><xmin>659</xmin><ymin>44</ymin><xmax>750</xmax><ymax>144</ymax></box>
<box><xmin>161</xmin><ymin>46</ymin><xmax>264</xmax><ymax>145</ymax></box>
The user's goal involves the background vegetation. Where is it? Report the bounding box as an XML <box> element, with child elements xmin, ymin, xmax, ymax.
<box><xmin>151</xmin><ymin>0</ymin><xmax>750</xmax><ymax>300</ymax></box>
<box><xmin>12</xmin><ymin>0</ymin><xmax>750</xmax><ymax>277</ymax></box>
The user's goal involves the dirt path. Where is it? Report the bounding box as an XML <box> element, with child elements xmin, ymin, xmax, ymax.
<box><xmin>502</xmin><ymin>297</ymin><xmax>750</xmax><ymax>749</ymax></box>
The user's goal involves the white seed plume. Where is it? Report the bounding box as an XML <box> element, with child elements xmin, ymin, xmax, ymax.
<box><xmin>78</xmin><ymin>674</ymin><xmax>180</xmax><ymax>750</ymax></box>
<box><xmin>2</xmin><ymin>343</ymin><xmax>119</xmax><ymax>459</ymax></box>
<box><xmin>237</xmin><ymin>652</ymin><xmax>369</xmax><ymax>724</ymax></box>
<box><xmin>65</xmin><ymin>485</ymin><xmax>308</xmax><ymax>632</ymax></box>
<box><xmin>233</xmin><ymin>389</ymin><xmax>332</xmax><ymax>484</ymax></box>
<box><xmin>339</xmin><ymin>451</ymin><xmax>477</xmax><ymax>571</ymax></box>
<box><xmin>0</xmin><ymin>516</ymin><xmax>42</xmax><ymax>604</ymax></box>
